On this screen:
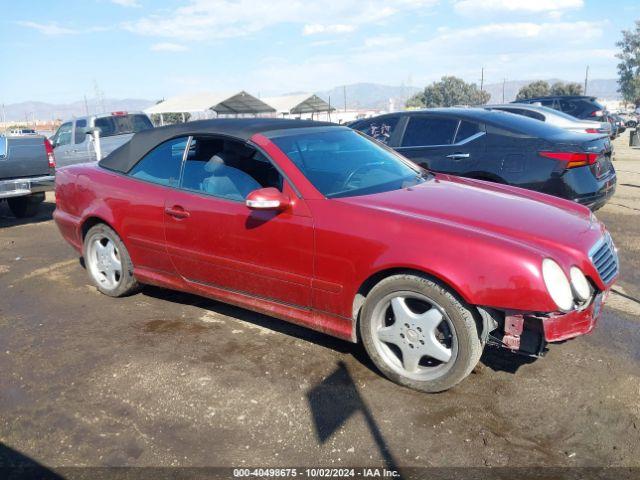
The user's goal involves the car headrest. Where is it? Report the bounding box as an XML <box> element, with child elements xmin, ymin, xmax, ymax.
<box><xmin>204</xmin><ymin>155</ymin><xmax>225</xmax><ymax>173</ymax></box>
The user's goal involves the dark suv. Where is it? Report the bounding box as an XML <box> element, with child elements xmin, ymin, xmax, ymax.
<box><xmin>513</xmin><ymin>95</ymin><xmax>607</xmax><ymax>121</ymax></box>
<box><xmin>349</xmin><ymin>108</ymin><xmax>616</xmax><ymax>210</ymax></box>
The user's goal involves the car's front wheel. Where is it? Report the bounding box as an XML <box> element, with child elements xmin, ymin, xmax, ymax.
<box><xmin>83</xmin><ymin>223</ymin><xmax>139</xmax><ymax>297</ymax></box>
<box><xmin>360</xmin><ymin>274</ymin><xmax>483</xmax><ymax>393</ymax></box>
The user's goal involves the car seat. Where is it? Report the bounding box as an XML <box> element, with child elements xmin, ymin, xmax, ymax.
<box><xmin>202</xmin><ymin>155</ymin><xmax>261</xmax><ymax>201</ymax></box>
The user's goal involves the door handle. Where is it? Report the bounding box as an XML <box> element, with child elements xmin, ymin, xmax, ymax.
<box><xmin>164</xmin><ymin>206</ymin><xmax>190</xmax><ymax>219</ymax></box>
<box><xmin>446</xmin><ymin>153</ymin><xmax>470</xmax><ymax>160</ymax></box>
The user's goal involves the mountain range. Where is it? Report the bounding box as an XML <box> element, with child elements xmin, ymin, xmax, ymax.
<box><xmin>1</xmin><ymin>98</ymin><xmax>155</xmax><ymax>123</ymax></box>
<box><xmin>1</xmin><ymin>79</ymin><xmax>621</xmax><ymax>122</ymax></box>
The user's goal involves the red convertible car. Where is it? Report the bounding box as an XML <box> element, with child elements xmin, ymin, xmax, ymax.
<box><xmin>53</xmin><ymin>119</ymin><xmax>618</xmax><ymax>392</ymax></box>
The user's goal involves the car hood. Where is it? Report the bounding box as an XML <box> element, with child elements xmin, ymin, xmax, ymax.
<box><xmin>339</xmin><ymin>174</ymin><xmax>603</xmax><ymax>256</ymax></box>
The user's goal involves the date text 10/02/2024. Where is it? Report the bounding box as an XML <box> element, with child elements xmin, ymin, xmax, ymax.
<box><xmin>232</xmin><ymin>468</ymin><xmax>401</xmax><ymax>477</ymax></box>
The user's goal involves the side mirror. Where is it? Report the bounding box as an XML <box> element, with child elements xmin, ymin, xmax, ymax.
<box><xmin>246</xmin><ymin>187</ymin><xmax>290</xmax><ymax>211</ymax></box>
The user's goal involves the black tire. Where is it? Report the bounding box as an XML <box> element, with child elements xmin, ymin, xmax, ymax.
<box><xmin>83</xmin><ymin>223</ymin><xmax>139</xmax><ymax>297</ymax></box>
<box><xmin>360</xmin><ymin>274</ymin><xmax>483</xmax><ymax>393</ymax></box>
<box><xmin>8</xmin><ymin>193</ymin><xmax>43</xmax><ymax>218</ymax></box>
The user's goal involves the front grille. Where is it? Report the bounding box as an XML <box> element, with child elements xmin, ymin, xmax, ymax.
<box><xmin>590</xmin><ymin>233</ymin><xmax>619</xmax><ymax>285</ymax></box>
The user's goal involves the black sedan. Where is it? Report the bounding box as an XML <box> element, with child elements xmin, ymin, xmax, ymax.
<box><xmin>350</xmin><ymin>108</ymin><xmax>616</xmax><ymax>210</ymax></box>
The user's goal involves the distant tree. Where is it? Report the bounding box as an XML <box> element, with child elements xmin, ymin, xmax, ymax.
<box><xmin>616</xmin><ymin>20</ymin><xmax>640</xmax><ymax>107</ymax></box>
<box><xmin>550</xmin><ymin>82</ymin><xmax>583</xmax><ymax>96</ymax></box>
<box><xmin>406</xmin><ymin>76</ymin><xmax>490</xmax><ymax>108</ymax></box>
<box><xmin>516</xmin><ymin>81</ymin><xmax>550</xmax><ymax>100</ymax></box>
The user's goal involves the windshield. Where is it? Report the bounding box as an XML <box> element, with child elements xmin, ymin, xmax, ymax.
<box><xmin>270</xmin><ymin>128</ymin><xmax>426</xmax><ymax>198</ymax></box>
<box><xmin>94</xmin><ymin>114</ymin><xmax>153</xmax><ymax>137</ymax></box>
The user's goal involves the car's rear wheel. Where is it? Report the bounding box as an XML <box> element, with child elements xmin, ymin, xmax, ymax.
<box><xmin>84</xmin><ymin>224</ymin><xmax>138</xmax><ymax>297</ymax></box>
<box><xmin>360</xmin><ymin>274</ymin><xmax>483</xmax><ymax>392</ymax></box>
<box><xmin>8</xmin><ymin>193</ymin><xmax>43</xmax><ymax>218</ymax></box>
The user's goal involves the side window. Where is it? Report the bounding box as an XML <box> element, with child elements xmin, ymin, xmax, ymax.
<box><xmin>521</xmin><ymin>110</ymin><xmax>544</xmax><ymax>121</ymax></box>
<box><xmin>401</xmin><ymin>117</ymin><xmax>458</xmax><ymax>147</ymax></box>
<box><xmin>74</xmin><ymin>119</ymin><xmax>87</xmax><ymax>144</ymax></box>
<box><xmin>559</xmin><ymin>99</ymin><xmax>579</xmax><ymax>116</ymax></box>
<box><xmin>454</xmin><ymin>121</ymin><xmax>481</xmax><ymax>143</ymax></box>
<box><xmin>94</xmin><ymin>117</ymin><xmax>116</xmax><ymax>136</ymax></box>
<box><xmin>354</xmin><ymin>117</ymin><xmax>399</xmax><ymax>145</ymax></box>
<box><xmin>55</xmin><ymin>123</ymin><xmax>73</xmax><ymax>146</ymax></box>
<box><xmin>539</xmin><ymin>99</ymin><xmax>558</xmax><ymax>110</ymax></box>
<box><xmin>180</xmin><ymin>137</ymin><xmax>283</xmax><ymax>201</ymax></box>
<box><xmin>128</xmin><ymin>137</ymin><xmax>188</xmax><ymax>186</ymax></box>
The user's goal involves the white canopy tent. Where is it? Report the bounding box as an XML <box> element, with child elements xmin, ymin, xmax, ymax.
<box><xmin>262</xmin><ymin>93</ymin><xmax>333</xmax><ymax>118</ymax></box>
<box><xmin>145</xmin><ymin>91</ymin><xmax>276</xmax><ymax>124</ymax></box>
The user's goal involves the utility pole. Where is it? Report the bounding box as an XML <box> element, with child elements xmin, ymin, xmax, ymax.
<box><xmin>502</xmin><ymin>78</ymin><xmax>506</xmax><ymax>103</ymax></box>
<box><xmin>343</xmin><ymin>85</ymin><xmax>347</xmax><ymax>112</ymax></box>
<box><xmin>480</xmin><ymin>67</ymin><xmax>484</xmax><ymax>92</ymax></box>
<box><xmin>83</xmin><ymin>95</ymin><xmax>89</xmax><ymax>116</ymax></box>
<box><xmin>94</xmin><ymin>80</ymin><xmax>106</xmax><ymax>113</ymax></box>
<box><xmin>584</xmin><ymin>65</ymin><xmax>589</xmax><ymax>95</ymax></box>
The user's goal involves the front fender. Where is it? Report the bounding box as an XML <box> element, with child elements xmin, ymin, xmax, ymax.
<box><xmin>360</xmin><ymin>234</ymin><xmax>554</xmax><ymax>313</ymax></box>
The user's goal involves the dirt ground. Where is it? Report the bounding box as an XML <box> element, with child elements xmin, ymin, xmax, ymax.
<box><xmin>0</xmin><ymin>132</ymin><xmax>639</xmax><ymax>475</ymax></box>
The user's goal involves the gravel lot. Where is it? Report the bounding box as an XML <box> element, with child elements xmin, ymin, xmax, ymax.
<box><xmin>1</xmin><ymin>132</ymin><xmax>639</xmax><ymax>474</ymax></box>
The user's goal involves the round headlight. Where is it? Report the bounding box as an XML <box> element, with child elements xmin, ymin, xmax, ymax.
<box><xmin>542</xmin><ymin>259</ymin><xmax>574</xmax><ymax>312</ymax></box>
<box><xmin>570</xmin><ymin>267</ymin><xmax>591</xmax><ymax>302</ymax></box>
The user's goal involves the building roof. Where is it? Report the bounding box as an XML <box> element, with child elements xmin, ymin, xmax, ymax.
<box><xmin>98</xmin><ymin>118</ymin><xmax>339</xmax><ymax>173</ymax></box>
<box><xmin>261</xmin><ymin>94</ymin><xmax>334</xmax><ymax>115</ymax></box>
<box><xmin>144</xmin><ymin>91</ymin><xmax>276</xmax><ymax>115</ymax></box>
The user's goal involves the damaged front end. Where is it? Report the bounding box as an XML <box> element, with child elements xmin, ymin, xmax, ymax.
<box><xmin>479</xmin><ymin>289</ymin><xmax>609</xmax><ymax>358</ymax></box>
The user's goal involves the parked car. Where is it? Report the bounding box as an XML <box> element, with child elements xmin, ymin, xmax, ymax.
<box><xmin>605</xmin><ymin>114</ymin><xmax>620</xmax><ymax>139</ymax></box>
<box><xmin>611</xmin><ymin>114</ymin><xmax>627</xmax><ymax>135</ymax></box>
<box><xmin>350</xmin><ymin>108</ymin><xmax>616</xmax><ymax>210</ymax></box>
<box><xmin>50</xmin><ymin>111</ymin><xmax>153</xmax><ymax>168</ymax></box>
<box><xmin>484</xmin><ymin>104</ymin><xmax>611</xmax><ymax>136</ymax></box>
<box><xmin>53</xmin><ymin>119</ymin><xmax>618</xmax><ymax>392</ymax></box>
<box><xmin>0</xmin><ymin>134</ymin><xmax>55</xmax><ymax>217</ymax></box>
<box><xmin>621</xmin><ymin>113</ymin><xmax>638</xmax><ymax>128</ymax></box>
<box><xmin>513</xmin><ymin>95</ymin><xmax>607</xmax><ymax>122</ymax></box>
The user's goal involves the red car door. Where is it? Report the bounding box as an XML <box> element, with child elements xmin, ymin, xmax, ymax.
<box><xmin>111</xmin><ymin>136</ymin><xmax>190</xmax><ymax>274</ymax></box>
<box><xmin>163</xmin><ymin>136</ymin><xmax>314</xmax><ymax>308</ymax></box>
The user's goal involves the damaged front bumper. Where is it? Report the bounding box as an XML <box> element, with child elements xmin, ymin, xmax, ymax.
<box><xmin>484</xmin><ymin>289</ymin><xmax>609</xmax><ymax>357</ymax></box>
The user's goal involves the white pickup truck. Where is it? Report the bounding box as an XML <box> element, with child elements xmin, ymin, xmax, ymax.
<box><xmin>50</xmin><ymin>111</ymin><xmax>153</xmax><ymax>167</ymax></box>
<box><xmin>0</xmin><ymin>135</ymin><xmax>55</xmax><ymax>217</ymax></box>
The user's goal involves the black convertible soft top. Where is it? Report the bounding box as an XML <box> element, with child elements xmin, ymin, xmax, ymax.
<box><xmin>98</xmin><ymin>118</ymin><xmax>336</xmax><ymax>173</ymax></box>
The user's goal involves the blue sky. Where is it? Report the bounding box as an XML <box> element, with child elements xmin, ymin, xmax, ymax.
<box><xmin>1</xmin><ymin>0</ymin><xmax>639</xmax><ymax>103</ymax></box>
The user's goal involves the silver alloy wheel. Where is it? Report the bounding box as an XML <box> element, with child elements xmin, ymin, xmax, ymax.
<box><xmin>87</xmin><ymin>234</ymin><xmax>122</xmax><ymax>290</ymax></box>
<box><xmin>370</xmin><ymin>291</ymin><xmax>458</xmax><ymax>381</ymax></box>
